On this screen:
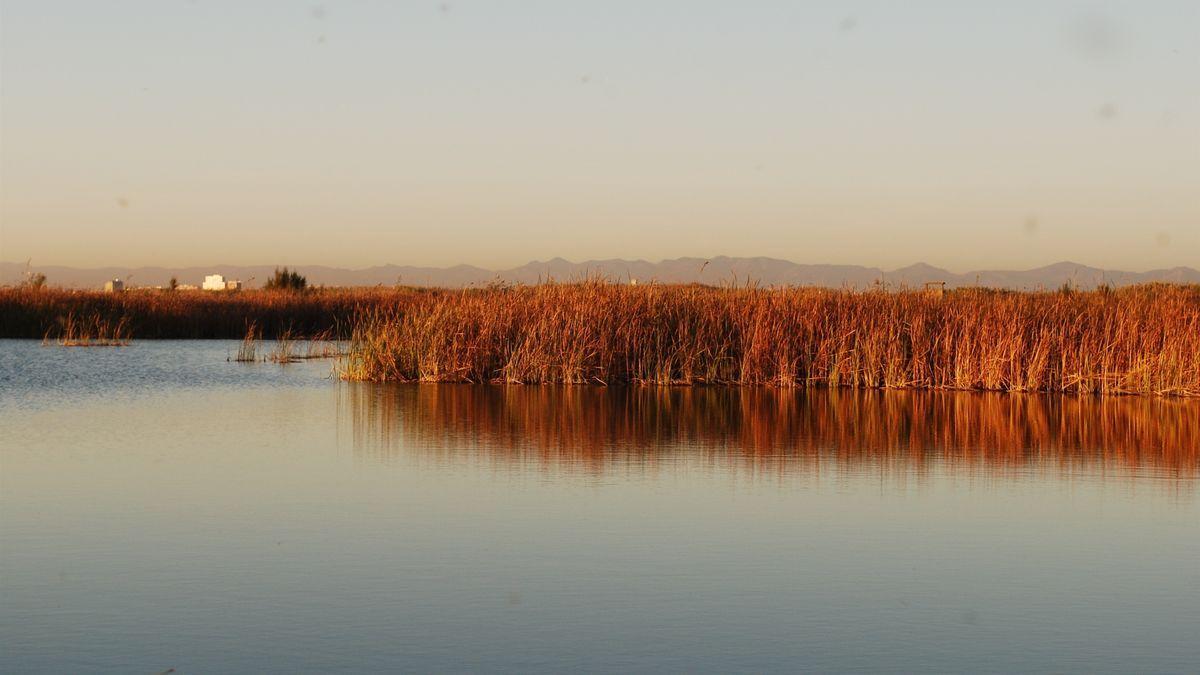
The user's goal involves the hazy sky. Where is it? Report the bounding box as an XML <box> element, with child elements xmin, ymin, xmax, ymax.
<box><xmin>1</xmin><ymin>0</ymin><xmax>1197</xmax><ymax>271</ymax></box>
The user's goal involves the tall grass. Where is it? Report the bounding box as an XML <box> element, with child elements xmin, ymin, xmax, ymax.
<box><xmin>339</xmin><ymin>282</ymin><xmax>1200</xmax><ymax>396</ymax></box>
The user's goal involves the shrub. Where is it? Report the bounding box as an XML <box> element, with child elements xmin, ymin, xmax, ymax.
<box><xmin>264</xmin><ymin>267</ymin><xmax>307</xmax><ymax>292</ymax></box>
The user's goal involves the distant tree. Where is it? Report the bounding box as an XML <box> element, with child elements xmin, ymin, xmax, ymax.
<box><xmin>22</xmin><ymin>272</ymin><xmax>47</xmax><ymax>290</ymax></box>
<box><xmin>264</xmin><ymin>266</ymin><xmax>307</xmax><ymax>292</ymax></box>
<box><xmin>169</xmin><ymin>276</ymin><xmax>179</xmax><ymax>291</ymax></box>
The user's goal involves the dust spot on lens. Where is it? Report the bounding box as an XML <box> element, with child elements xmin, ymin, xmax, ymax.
<box><xmin>117</xmin><ymin>197</ymin><xmax>130</xmax><ymax>208</ymax></box>
<box><xmin>838</xmin><ymin>17</ymin><xmax>857</xmax><ymax>32</ymax></box>
<box><xmin>1096</xmin><ymin>103</ymin><xmax>1118</xmax><ymax>120</ymax></box>
<box><xmin>1023</xmin><ymin>215</ymin><xmax>1038</xmax><ymax>235</ymax></box>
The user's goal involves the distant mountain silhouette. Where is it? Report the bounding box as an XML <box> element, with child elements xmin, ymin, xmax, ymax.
<box><xmin>3</xmin><ymin>257</ymin><xmax>1196</xmax><ymax>290</ymax></box>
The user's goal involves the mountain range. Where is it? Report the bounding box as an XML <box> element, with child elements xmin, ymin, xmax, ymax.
<box><xmin>3</xmin><ymin>257</ymin><xmax>1197</xmax><ymax>290</ymax></box>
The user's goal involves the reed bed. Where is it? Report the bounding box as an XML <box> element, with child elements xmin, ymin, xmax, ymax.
<box><xmin>45</xmin><ymin>311</ymin><xmax>132</xmax><ymax>347</ymax></box>
<box><xmin>6</xmin><ymin>282</ymin><xmax>1197</xmax><ymax>395</ymax></box>
<box><xmin>0</xmin><ymin>287</ymin><xmax>412</xmax><ymax>339</ymax></box>
<box><xmin>340</xmin><ymin>283</ymin><xmax>1200</xmax><ymax>396</ymax></box>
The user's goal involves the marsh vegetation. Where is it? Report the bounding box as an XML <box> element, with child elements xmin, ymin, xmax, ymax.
<box><xmin>5</xmin><ymin>283</ymin><xmax>1196</xmax><ymax>395</ymax></box>
<box><xmin>340</xmin><ymin>283</ymin><xmax>1200</xmax><ymax>396</ymax></box>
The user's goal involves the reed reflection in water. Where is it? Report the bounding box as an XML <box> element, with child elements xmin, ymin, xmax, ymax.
<box><xmin>343</xmin><ymin>384</ymin><xmax>1198</xmax><ymax>482</ymax></box>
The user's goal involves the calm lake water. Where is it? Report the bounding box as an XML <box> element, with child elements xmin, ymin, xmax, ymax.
<box><xmin>2</xmin><ymin>340</ymin><xmax>1198</xmax><ymax>674</ymax></box>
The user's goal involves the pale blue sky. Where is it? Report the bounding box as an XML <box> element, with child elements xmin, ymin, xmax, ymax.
<box><xmin>1</xmin><ymin>0</ymin><xmax>1196</xmax><ymax>270</ymax></box>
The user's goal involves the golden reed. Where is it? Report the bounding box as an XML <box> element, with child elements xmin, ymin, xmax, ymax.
<box><xmin>344</xmin><ymin>384</ymin><xmax>1200</xmax><ymax>479</ymax></box>
<box><xmin>341</xmin><ymin>283</ymin><xmax>1200</xmax><ymax>396</ymax></box>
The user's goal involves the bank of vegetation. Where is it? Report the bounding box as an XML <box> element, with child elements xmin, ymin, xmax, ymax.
<box><xmin>339</xmin><ymin>282</ymin><xmax>1200</xmax><ymax>396</ymax></box>
<box><xmin>3</xmin><ymin>282</ymin><xmax>1197</xmax><ymax>396</ymax></box>
<box><xmin>0</xmin><ymin>286</ymin><xmax>406</xmax><ymax>339</ymax></box>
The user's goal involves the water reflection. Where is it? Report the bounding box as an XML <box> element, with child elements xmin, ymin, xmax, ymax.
<box><xmin>343</xmin><ymin>385</ymin><xmax>1198</xmax><ymax>482</ymax></box>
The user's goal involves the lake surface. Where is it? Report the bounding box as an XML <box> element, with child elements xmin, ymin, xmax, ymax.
<box><xmin>2</xmin><ymin>340</ymin><xmax>1198</xmax><ymax>673</ymax></box>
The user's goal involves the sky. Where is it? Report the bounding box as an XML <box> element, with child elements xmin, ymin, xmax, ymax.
<box><xmin>0</xmin><ymin>0</ymin><xmax>1197</xmax><ymax>271</ymax></box>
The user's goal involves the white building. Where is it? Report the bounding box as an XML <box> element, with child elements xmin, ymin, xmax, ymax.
<box><xmin>203</xmin><ymin>274</ymin><xmax>228</xmax><ymax>291</ymax></box>
<box><xmin>225</xmin><ymin>279</ymin><xmax>243</xmax><ymax>291</ymax></box>
<box><xmin>104</xmin><ymin>279</ymin><xmax>124</xmax><ymax>293</ymax></box>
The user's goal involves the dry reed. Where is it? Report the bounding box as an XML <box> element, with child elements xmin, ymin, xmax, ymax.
<box><xmin>268</xmin><ymin>326</ymin><xmax>299</xmax><ymax>363</ymax></box>
<box><xmin>44</xmin><ymin>311</ymin><xmax>131</xmax><ymax>347</ymax></box>
<box><xmin>233</xmin><ymin>321</ymin><xmax>261</xmax><ymax>362</ymax></box>
<box><xmin>339</xmin><ymin>282</ymin><xmax>1200</xmax><ymax>396</ymax></box>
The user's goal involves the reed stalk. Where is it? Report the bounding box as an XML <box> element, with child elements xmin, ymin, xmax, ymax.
<box><xmin>233</xmin><ymin>321</ymin><xmax>260</xmax><ymax>362</ymax></box>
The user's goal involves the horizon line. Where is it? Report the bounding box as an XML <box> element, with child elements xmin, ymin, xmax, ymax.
<box><xmin>3</xmin><ymin>257</ymin><xmax>1197</xmax><ymax>277</ymax></box>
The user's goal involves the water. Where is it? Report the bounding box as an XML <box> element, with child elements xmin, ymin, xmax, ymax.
<box><xmin>2</xmin><ymin>340</ymin><xmax>1197</xmax><ymax>674</ymax></box>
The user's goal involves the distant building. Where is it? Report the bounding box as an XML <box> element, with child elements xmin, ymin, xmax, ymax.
<box><xmin>924</xmin><ymin>281</ymin><xmax>946</xmax><ymax>299</ymax></box>
<box><xmin>203</xmin><ymin>274</ymin><xmax>241</xmax><ymax>291</ymax></box>
<box><xmin>104</xmin><ymin>279</ymin><xmax>124</xmax><ymax>293</ymax></box>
